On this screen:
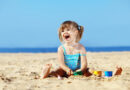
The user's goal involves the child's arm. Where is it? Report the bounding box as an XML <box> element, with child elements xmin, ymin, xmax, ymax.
<box><xmin>57</xmin><ymin>46</ymin><xmax>73</xmax><ymax>75</ymax></box>
<box><xmin>80</xmin><ymin>45</ymin><xmax>87</xmax><ymax>71</ymax></box>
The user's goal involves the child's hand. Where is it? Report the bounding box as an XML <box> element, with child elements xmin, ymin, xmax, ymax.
<box><xmin>66</xmin><ymin>69</ymin><xmax>73</xmax><ymax>76</ymax></box>
<box><xmin>75</xmin><ymin>69</ymin><xmax>82</xmax><ymax>72</ymax></box>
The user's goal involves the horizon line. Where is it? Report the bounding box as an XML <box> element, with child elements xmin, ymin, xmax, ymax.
<box><xmin>0</xmin><ymin>46</ymin><xmax>130</xmax><ymax>48</ymax></box>
<box><xmin>0</xmin><ymin>46</ymin><xmax>130</xmax><ymax>53</ymax></box>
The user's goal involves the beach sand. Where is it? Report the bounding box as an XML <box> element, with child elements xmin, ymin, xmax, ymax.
<box><xmin>0</xmin><ymin>52</ymin><xmax>130</xmax><ymax>90</ymax></box>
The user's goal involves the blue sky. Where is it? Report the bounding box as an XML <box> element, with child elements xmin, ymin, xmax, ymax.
<box><xmin>0</xmin><ymin>0</ymin><xmax>130</xmax><ymax>48</ymax></box>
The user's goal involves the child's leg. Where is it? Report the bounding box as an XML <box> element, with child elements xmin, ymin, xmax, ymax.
<box><xmin>42</xmin><ymin>64</ymin><xmax>52</xmax><ymax>79</ymax></box>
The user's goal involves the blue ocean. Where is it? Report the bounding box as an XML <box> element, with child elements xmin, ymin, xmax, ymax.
<box><xmin>0</xmin><ymin>46</ymin><xmax>130</xmax><ymax>53</ymax></box>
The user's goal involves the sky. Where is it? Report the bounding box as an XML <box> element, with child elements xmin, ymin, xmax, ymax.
<box><xmin>0</xmin><ymin>0</ymin><xmax>130</xmax><ymax>48</ymax></box>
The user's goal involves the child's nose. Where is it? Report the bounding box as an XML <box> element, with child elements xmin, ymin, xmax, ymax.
<box><xmin>64</xmin><ymin>30</ymin><xmax>67</xmax><ymax>32</ymax></box>
<box><xmin>64</xmin><ymin>30</ymin><xmax>69</xmax><ymax>33</ymax></box>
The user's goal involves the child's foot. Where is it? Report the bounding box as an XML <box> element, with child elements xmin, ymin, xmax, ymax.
<box><xmin>42</xmin><ymin>64</ymin><xmax>52</xmax><ymax>79</ymax></box>
<box><xmin>114</xmin><ymin>67</ymin><xmax>122</xmax><ymax>75</ymax></box>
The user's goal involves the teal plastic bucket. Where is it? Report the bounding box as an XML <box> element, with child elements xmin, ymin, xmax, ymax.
<box><xmin>104</xmin><ymin>71</ymin><xmax>113</xmax><ymax>77</ymax></box>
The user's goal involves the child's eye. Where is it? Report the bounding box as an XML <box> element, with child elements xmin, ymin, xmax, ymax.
<box><xmin>62</xmin><ymin>30</ymin><xmax>64</xmax><ymax>32</ymax></box>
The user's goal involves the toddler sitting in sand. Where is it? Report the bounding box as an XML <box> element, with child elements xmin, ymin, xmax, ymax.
<box><xmin>42</xmin><ymin>21</ymin><xmax>122</xmax><ymax>78</ymax></box>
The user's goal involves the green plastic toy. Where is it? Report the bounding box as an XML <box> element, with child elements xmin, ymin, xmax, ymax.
<box><xmin>73</xmin><ymin>71</ymin><xmax>83</xmax><ymax>76</ymax></box>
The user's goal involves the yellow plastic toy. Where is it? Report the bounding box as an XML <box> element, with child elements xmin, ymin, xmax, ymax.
<box><xmin>93</xmin><ymin>71</ymin><xmax>102</xmax><ymax>77</ymax></box>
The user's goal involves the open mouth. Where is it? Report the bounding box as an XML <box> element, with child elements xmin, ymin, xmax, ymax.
<box><xmin>64</xmin><ymin>34</ymin><xmax>70</xmax><ymax>40</ymax></box>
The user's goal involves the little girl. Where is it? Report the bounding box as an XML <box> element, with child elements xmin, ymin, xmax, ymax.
<box><xmin>42</xmin><ymin>20</ymin><xmax>122</xmax><ymax>78</ymax></box>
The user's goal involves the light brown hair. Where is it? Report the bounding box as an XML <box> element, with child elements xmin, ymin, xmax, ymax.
<box><xmin>58</xmin><ymin>20</ymin><xmax>84</xmax><ymax>43</ymax></box>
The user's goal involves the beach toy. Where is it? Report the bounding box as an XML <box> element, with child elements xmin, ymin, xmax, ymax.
<box><xmin>93</xmin><ymin>71</ymin><xmax>102</xmax><ymax>77</ymax></box>
<box><xmin>73</xmin><ymin>71</ymin><xmax>83</xmax><ymax>76</ymax></box>
<box><xmin>104</xmin><ymin>71</ymin><xmax>113</xmax><ymax>77</ymax></box>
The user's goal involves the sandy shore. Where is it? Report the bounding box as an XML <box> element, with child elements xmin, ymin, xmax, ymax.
<box><xmin>0</xmin><ymin>52</ymin><xmax>130</xmax><ymax>90</ymax></box>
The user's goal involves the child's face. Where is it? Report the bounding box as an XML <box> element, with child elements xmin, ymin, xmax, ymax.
<box><xmin>61</xmin><ymin>25</ymin><xmax>78</xmax><ymax>43</ymax></box>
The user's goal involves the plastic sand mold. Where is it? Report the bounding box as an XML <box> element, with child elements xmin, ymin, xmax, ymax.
<box><xmin>93</xmin><ymin>71</ymin><xmax>102</xmax><ymax>77</ymax></box>
<box><xmin>73</xmin><ymin>71</ymin><xmax>83</xmax><ymax>76</ymax></box>
<box><xmin>104</xmin><ymin>71</ymin><xmax>113</xmax><ymax>77</ymax></box>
